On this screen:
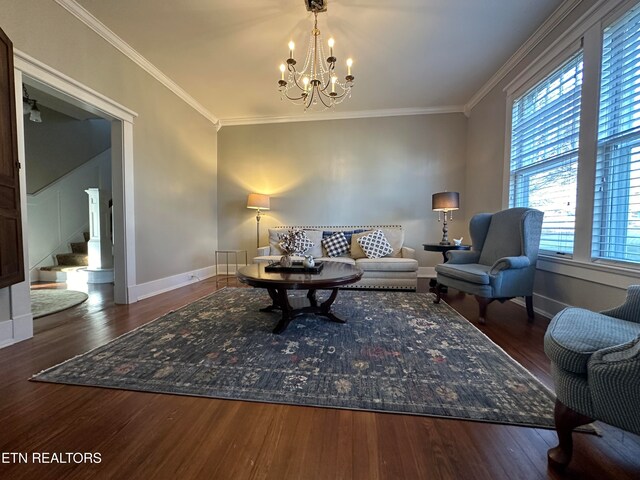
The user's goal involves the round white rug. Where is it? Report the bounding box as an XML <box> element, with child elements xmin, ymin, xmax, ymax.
<box><xmin>31</xmin><ymin>289</ymin><xmax>89</xmax><ymax>319</ymax></box>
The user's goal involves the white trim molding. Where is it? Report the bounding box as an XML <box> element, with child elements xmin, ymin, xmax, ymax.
<box><xmin>219</xmin><ymin>106</ymin><xmax>466</xmax><ymax>128</ymax></box>
<box><xmin>15</xmin><ymin>53</ymin><xmax>138</xmax><ymax>305</ymax></box>
<box><xmin>132</xmin><ymin>266</ymin><xmax>217</xmax><ymax>301</ymax></box>
<box><xmin>512</xmin><ymin>294</ymin><xmax>568</xmax><ymax>319</ymax></box>
<box><xmin>464</xmin><ymin>0</ymin><xmax>582</xmax><ymax>115</ymax></box>
<box><xmin>14</xmin><ymin>50</ymin><xmax>136</xmax><ymax>123</ymax></box>
<box><xmin>537</xmin><ymin>256</ymin><xmax>640</xmax><ymax>290</ymax></box>
<box><xmin>54</xmin><ymin>0</ymin><xmax>219</xmax><ymax>128</ymax></box>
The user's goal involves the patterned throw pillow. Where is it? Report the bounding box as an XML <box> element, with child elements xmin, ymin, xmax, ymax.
<box><xmin>279</xmin><ymin>229</ymin><xmax>315</xmax><ymax>255</ymax></box>
<box><xmin>321</xmin><ymin>231</ymin><xmax>350</xmax><ymax>257</ymax></box>
<box><xmin>357</xmin><ymin>229</ymin><xmax>393</xmax><ymax>259</ymax></box>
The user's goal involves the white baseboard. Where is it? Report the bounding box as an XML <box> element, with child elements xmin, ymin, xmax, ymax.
<box><xmin>13</xmin><ymin>313</ymin><xmax>34</xmax><ymax>342</ymax></box>
<box><xmin>132</xmin><ymin>265</ymin><xmax>217</xmax><ymax>301</ymax></box>
<box><xmin>0</xmin><ymin>313</ymin><xmax>34</xmax><ymax>350</ymax></box>
<box><xmin>214</xmin><ymin>264</ymin><xmax>243</xmax><ymax>276</ymax></box>
<box><xmin>0</xmin><ymin>320</ymin><xmax>13</xmax><ymax>348</ymax></box>
<box><xmin>511</xmin><ymin>292</ymin><xmax>570</xmax><ymax>320</ymax></box>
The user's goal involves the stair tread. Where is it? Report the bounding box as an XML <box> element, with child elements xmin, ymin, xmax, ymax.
<box><xmin>70</xmin><ymin>242</ymin><xmax>88</xmax><ymax>254</ymax></box>
<box><xmin>40</xmin><ymin>265</ymin><xmax>86</xmax><ymax>272</ymax></box>
<box><xmin>56</xmin><ymin>253</ymin><xmax>89</xmax><ymax>266</ymax></box>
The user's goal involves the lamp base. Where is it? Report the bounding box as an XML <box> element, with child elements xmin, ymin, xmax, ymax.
<box><xmin>439</xmin><ymin>218</ymin><xmax>450</xmax><ymax>245</ymax></box>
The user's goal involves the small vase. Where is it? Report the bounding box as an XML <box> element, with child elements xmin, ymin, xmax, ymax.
<box><xmin>280</xmin><ymin>254</ymin><xmax>293</xmax><ymax>267</ymax></box>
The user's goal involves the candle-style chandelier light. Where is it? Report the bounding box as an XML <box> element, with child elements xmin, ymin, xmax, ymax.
<box><xmin>278</xmin><ymin>0</ymin><xmax>354</xmax><ymax>110</ymax></box>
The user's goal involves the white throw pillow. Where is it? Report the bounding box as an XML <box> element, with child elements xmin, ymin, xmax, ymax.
<box><xmin>357</xmin><ymin>229</ymin><xmax>393</xmax><ymax>259</ymax></box>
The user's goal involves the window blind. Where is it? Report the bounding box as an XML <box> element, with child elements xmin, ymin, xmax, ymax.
<box><xmin>509</xmin><ymin>52</ymin><xmax>583</xmax><ymax>254</ymax></box>
<box><xmin>593</xmin><ymin>5</ymin><xmax>640</xmax><ymax>264</ymax></box>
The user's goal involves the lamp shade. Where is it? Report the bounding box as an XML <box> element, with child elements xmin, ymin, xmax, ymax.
<box><xmin>432</xmin><ymin>191</ymin><xmax>459</xmax><ymax>211</ymax></box>
<box><xmin>247</xmin><ymin>193</ymin><xmax>270</xmax><ymax>210</ymax></box>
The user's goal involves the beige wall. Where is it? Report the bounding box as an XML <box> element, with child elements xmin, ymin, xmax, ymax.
<box><xmin>24</xmin><ymin>107</ymin><xmax>110</xmax><ymax>193</ymax></box>
<box><xmin>0</xmin><ymin>0</ymin><xmax>218</xmax><ymax>319</ymax></box>
<box><xmin>217</xmin><ymin>114</ymin><xmax>468</xmax><ymax>267</ymax></box>
<box><xmin>465</xmin><ymin>0</ymin><xmax>629</xmax><ymax>312</ymax></box>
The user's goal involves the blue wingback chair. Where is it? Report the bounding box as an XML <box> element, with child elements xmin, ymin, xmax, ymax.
<box><xmin>544</xmin><ymin>286</ymin><xmax>640</xmax><ymax>469</ymax></box>
<box><xmin>434</xmin><ymin>208</ymin><xmax>544</xmax><ymax>323</ymax></box>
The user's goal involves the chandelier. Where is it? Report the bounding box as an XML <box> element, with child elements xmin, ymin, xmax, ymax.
<box><xmin>278</xmin><ymin>0</ymin><xmax>354</xmax><ymax>110</ymax></box>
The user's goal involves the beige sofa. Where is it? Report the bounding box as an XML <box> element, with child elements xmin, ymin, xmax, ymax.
<box><xmin>253</xmin><ymin>225</ymin><xmax>418</xmax><ymax>290</ymax></box>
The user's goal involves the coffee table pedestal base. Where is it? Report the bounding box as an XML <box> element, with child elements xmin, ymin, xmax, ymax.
<box><xmin>260</xmin><ymin>288</ymin><xmax>345</xmax><ymax>334</ymax></box>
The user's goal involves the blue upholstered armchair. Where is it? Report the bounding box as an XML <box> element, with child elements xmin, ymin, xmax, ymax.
<box><xmin>544</xmin><ymin>286</ymin><xmax>640</xmax><ymax>469</ymax></box>
<box><xmin>434</xmin><ymin>208</ymin><xmax>544</xmax><ymax>323</ymax></box>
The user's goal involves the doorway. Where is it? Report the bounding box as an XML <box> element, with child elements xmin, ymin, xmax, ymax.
<box><xmin>14</xmin><ymin>52</ymin><xmax>137</xmax><ymax>313</ymax></box>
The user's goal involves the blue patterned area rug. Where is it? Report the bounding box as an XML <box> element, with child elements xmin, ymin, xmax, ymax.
<box><xmin>33</xmin><ymin>288</ymin><xmax>570</xmax><ymax>430</ymax></box>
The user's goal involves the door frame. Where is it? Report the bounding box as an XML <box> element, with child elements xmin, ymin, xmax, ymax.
<box><xmin>14</xmin><ymin>49</ymin><xmax>138</xmax><ymax>305</ymax></box>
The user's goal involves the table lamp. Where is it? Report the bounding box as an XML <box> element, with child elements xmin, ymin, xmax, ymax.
<box><xmin>247</xmin><ymin>193</ymin><xmax>270</xmax><ymax>248</ymax></box>
<box><xmin>432</xmin><ymin>191</ymin><xmax>459</xmax><ymax>245</ymax></box>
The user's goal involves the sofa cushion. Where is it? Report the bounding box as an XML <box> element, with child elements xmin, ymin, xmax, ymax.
<box><xmin>268</xmin><ymin>229</ymin><xmax>284</xmax><ymax>255</ymax></box>
<box><xmin>350</xmin><ymin>230</ymin><xmax>374</xmax><ymax>259</ymax></box>
<box><xmin>544</xmin><ymin>307</ymin><xmax>640</xmax><ymax>375</ymax></box>
<box><xmin>304</xmin><ymin>230</ymin><xmax>323</xmax><ymax>257</ymax></box>
<box><xmin>357</xmin><ymin>230</ymin><xmax>394</xmax><ymax>259</ymax></box>
<box><xmin>355</xmin><ymin>257</ymin><xmax>418</xmax><ymax>272</ymax></box>
<box><xmin>322</xmin><ymin>232</ymin><xmax>350</xmax><ymax>257</ymax></box>
<box><xmin>380</xmin><ymin>227</ymin><xmax>404</xmax><ymax>258</ymax></box>
<box><xmin>435</xmin><ymin>263</ymin><xmax>491</xmax><ymax>285</ymax></box>
<box><xmin>316</xmin><ymin>257</ymin><xmax>357</xmax><ymax>265</ymax></box>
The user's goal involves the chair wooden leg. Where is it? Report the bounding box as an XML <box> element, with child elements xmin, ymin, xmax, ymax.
<box><xmin>474</xmin><ymin>296</ymin><xmax>492</xmax><ymax>324</ymax></box>
<box><xmin>548</xmin><ymin>398</ymin><xmax>593</xmax><ymax>470</ymax></box>
<box><xmin>525</xmin><ymin>295</ymin><xmax>535</xmax><ymax>322</ymax></box>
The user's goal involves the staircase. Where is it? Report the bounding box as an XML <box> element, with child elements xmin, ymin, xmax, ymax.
<box><xmin>38</xmin><ymin>232</ymin><xmax>90</xmax><ymax>283</ymax></box>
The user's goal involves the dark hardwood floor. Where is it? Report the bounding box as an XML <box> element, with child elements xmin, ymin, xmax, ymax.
<box><xmin>1</xmin><ymin>278</ymin><xmax>638</xmax><ymax>479</ymax></box>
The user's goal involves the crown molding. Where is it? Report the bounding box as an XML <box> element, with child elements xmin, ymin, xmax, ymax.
<box><xmin>14</xmin><ymin>49</ymin><xmax>138</xmax><ymax>123</ymax></box>
<box><xmin>219</xmin><ymin>106</ymin><xmax>466</xmax><ymax>128</ymax></box>
<box><xmin>464</xmin><ymin>0</ymin><xmax>582</xmax><ymax>116</ymax></box>
<box><xmin>54</xmin><ymin>0</ymin><xmax>219</xmax><ymax>127</ymax></box>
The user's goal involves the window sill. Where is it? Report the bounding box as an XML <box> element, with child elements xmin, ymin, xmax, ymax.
<box><xmin>537</xmin><ymin>254</ymin><xmax>640</xmax><ymax>289</ymax></box>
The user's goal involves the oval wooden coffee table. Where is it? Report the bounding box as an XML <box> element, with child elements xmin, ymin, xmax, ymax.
<box><xmin>236</xmin><ymin>262</ymin><xmax>363</xmax><ymax>334</ymax></box>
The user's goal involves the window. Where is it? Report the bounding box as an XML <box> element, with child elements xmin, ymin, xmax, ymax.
<box><xmin>592</xmin><ymin>4</ymin><xmax>640</xmax><ymax>264</ymax></box>
<box><xmin>509</xmin><ymin>53</ymin><xmax>584</xmax><ymax>254</ymax></box>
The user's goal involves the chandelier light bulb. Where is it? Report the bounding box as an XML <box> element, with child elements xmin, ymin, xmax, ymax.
<box><xmin>279</xmin><ymin>63</ymin><xmax>286</xmax><ymax>80</ymax></box>
<box><xmin>288</xmin><ymin>40</ymin><xmax>295</xmax><ymax>58</ymax></box>
<box><xmin>302</xmin><ymin>76</ymin><xmax>310</xmax><ymax>90</ymax></box>
<box><xmin>331</xmin><ymin>75</ymin><xmax>337</xmax><ymax>92</ymax></box>
<box><xmin>346</xmin><ymin>58</ymin><xmax>353</xmax><ymax>75</ymax></box>
<box><xmin>328</xmin><ymin>38</ymin><xmax>335</xmax><ymax>48</ymax></box>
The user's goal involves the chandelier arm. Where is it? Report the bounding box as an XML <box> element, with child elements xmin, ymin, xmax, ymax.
<box><xmin>317</xmin><ymin>90</ymin><xmax>333</xmax><ymax>108</ymax></box>
<box><xmin>318</xmin><ymin>88</ymin><xmax>348</xmax><ymax>100</ymax></box>
<box><xmin>305</xmin><ymin>86</ymin><xmax>317</xmax><ymax>108</ymax></box>
<box><xmin>290</xmin><ymin>73</ymin><xmax>307</xmax><ymax>92</ymax></box>
<box><xmin>283</xmin><ymin>90</ymin><xmax>308</xmax><ymax>102</ymax></box>
<box><xmin>319</xmin><ymin>76</ymin><xmax>333</xmax><ymax>92</ymax></box>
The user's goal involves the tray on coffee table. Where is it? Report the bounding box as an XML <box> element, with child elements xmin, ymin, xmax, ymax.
<box><xmin>265</xmin><ymin>261</ymin><xmax>324</xmax><ymax>273</ymax></box>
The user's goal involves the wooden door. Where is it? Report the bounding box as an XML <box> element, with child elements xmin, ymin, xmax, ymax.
<box><xmin>0</xmin><ymin>26</ymin><xmax>24</xmax><ymax>289</ymax></box>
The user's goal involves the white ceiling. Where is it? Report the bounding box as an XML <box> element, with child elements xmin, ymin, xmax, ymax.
<box><xmin>73</xmin><ymin>0</ymin><xmax>564</xmax><ymax>124</ymax></box>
